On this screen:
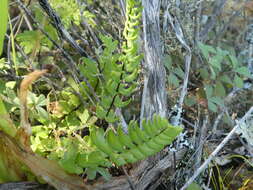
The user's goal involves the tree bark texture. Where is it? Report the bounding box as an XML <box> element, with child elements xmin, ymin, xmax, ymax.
<box><xmin>140</xmin><ymin>0</ymin><xmax>167</xmax><ymax>121</ymax></box>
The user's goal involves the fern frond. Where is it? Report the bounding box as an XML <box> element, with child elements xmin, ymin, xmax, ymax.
<box><xmin>78</xmin><ymin>0</ymin><xmax>143</xmax><ymax>123</ymax></box>
<box><xmin>90</xmin><ymin>115</ymin><xmax>182</xmax><ymax>166</ymax></box>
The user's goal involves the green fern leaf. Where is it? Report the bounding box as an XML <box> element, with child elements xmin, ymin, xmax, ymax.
<box><xmin>89</xmin><ymin>115</ymin><xmax>182</xmax><ymax>167</ymax></box>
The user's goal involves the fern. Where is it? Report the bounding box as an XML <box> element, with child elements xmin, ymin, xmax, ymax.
<box><xmin>79</xmin><ymin>0</ymin><xmax>142</xmax><ymax>123</ymax></box>
<box><xmin>51</xmin><ymin>115</ymin><xmax>181</xmax><ymax>179</ymax></box>
<box><xmin>90</xmin><ymin>115</ymin><xmax>182</xmax><ymax>166</ymax></box>
<box><xmin>3</xmin><ymin>0</ymin><xmax>181</xmax><ymax>182</ymax></box>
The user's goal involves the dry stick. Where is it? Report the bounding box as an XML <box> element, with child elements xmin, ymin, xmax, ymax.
<box><xmin>247</xmin><ymin>24</ymin><xmax>253</xmax><ymax>73</ymax></box>
<box><xmin>193</xmin><ymin>115</ymin><xmax>209</xmax><ymax>172</ymax></box>
<box><xmin>212</xmin><ymin>83</ymin><xmax>253</xmax><ymax>135</ymax></box>
<box><xmin>38</xmin><ymin>0</ymin><xmax>88</xmax><ymax>57</ymax></box>
<box><xmin>122</xmin><ymin>166</ymin><xmax>136</xmax><ymax>190</ymax></box>
<box><xmin>180</xmin><ymin>106</ymin><xmax>253</xmax><ymax>190</ymax></box>
<box><xmin>165</xmin><ymin>11</ymin><xmax>192</xmax><ymax>126</ymax></box>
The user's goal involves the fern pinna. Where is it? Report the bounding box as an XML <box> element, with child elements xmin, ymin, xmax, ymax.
<box><xmin>90</xmin><ymin>115</ymin><xmax>182</xmax><ymax>166</ymax></box>
<box><xmin>79</xmin><ymin>0</ymin><xmax>142</xmax><ymax>122</ymax></box>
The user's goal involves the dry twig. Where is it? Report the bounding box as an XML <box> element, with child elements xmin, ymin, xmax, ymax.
<box><xmin>180</xmin><ymin>106</ymin><xmax>253</xmax><ymax>190</ymax></box>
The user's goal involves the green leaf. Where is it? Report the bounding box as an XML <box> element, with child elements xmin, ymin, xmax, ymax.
<box><xmin>96</xmin><ymin>167</ymin><xmax>111</xmax><ymax>181</ymax></box>
<box><xmin>198</xmin><ymin>42</ymin><xmax>216</xmax><ymax>60</ymax></box>
<box><xmin>105</xmin><ymin>80</ymin><xmax>118</xmax><ymax>95</ymax></box>
<box><xmin>124</xmin><ymin>69</ymin><xmax>139</xmax><ymax>82</ymax></box>
<box><xmin>106</xmin><ymin>129</ymin><xmax>125</xmax><ymax>152</ymax></box>
<box><xmin>210</xmin><ymin>54</ymin><xmax>223</xmax><ymax>71</ymax></box>
<box><xmin>36</xmin><ymin>94</ymin><xmax>47</xmax><ymax>107</ymax></box>
<box><xmin>234</xmin><ymin>75</ymin><xmax>244</xmax><ymax>88</ymax></box>
<box><xmin>0</xmin><ymin>0</ymin><xmax>8</xmax><ymax>55</ymax></box>
<box><xmin>101</xmin><ymin>95</ymin><xmax>113</xmax><ymax>109</ymax></box>
<box><xmin>210</xmin><ymin>67</ymin><xmax>217</xmax><ymax>79</ymax></box>
<box><xmin>128</xmin><ymin>121</ymin><xmax>143</xmax><ymax>145</ymax></box>
<box><xmin>5</xmin><ymin>81</ymin><xmax>16</xmax><ymax>89</ymax></box>
<box><xmin>90</xmin><ymin>127</ymin><xmax>114</xmax><ymax>155</ymax></box>
<box><xmin>77</xmin><ymin>109</ymin><xmax>89</xmax><ymax>124</ymax></box>
<box><xmin>228</xmin><ymin>55</ymin><xmax>239</xmax><ymax>68</ymax></box>
<box><xmin>96</xmin><ymin>106</ymin><xmax>107</xmax><ymax>119</ymax></box>
<box><xmin>16</xmin><ymin>30</ymin><xmax>42</xmax><ymax>54</ymax></box>
<box><xmin>204</xmin><ymin>85</ymin><xmax>213</xmax><ymax>98</ymax></box>
<box><xmin>66</xmin><ymin>113</ymin><xmax>81</xmax><ymax>128</ymax></box>
<box><xmin>119</xmin><ymin>84</ymin><xmax>136</xmax><ymax>96</ymax></box>
<box><xmin>187</xmin><ymin>182</ymin><xmax>202</xmax><ymax>190</ymax></box>
<box><xmin>86</xmin><ymin>167</ymin><xmax>97</xmax><ymax>180</ymax></box>
<box><xmin>114</xmin><ymin>96</ymin><xmax>131</xmax><ymax>108</ymax></box>
<box><xmin>235</xmin><ymin>67</ymin><xmax>251</xmax><ymax>78</ymax></box>
<box><xmin>59</xmin><ymin>143</ymin><xmax>83</xmax><ymax>174</ymax></box>
<box><xmin>174</xmin><ymin>67</ymin><xmax>184</xmax><ymax>79</ymax></box>
<box><xmin>117</xmin><ymin>127</ymin><xmax>136</xmax><ymax>149</ymax></box>
<box><xmin>59</xmin><ymin>100</ymin><xmax>72</xmax><ymax>114</ymax></box>
<box><xmin>208</xmin><ymin>100</ymin><xmax>217</xmax><ymax>112</ymax></box>
<box><xmin>163</xmin><ymin>55</ymin><xmax>172</xmax><ymax>70</ymax></box>
<box><xmin>216</xmin><ymin>47</ymin><xmax>228</xmax><ymax>57</ymax></box>
<box><xmin>214</xmin><ymin>82</ymin><xmax>226</xmax><ymax>97</ymax></box>
<box><xmin>209</xmin><ymin>97</ymin><xmax>224</xmax><ymax>106</ymax></box>
<box><xmin>199</xmin><ymin>68</ymin><xmax>209</xmax><ymax>79</ymax></box>
<box><xmin>0</xmin><ymin>98</ymin><xmax>17</xmax><ymax>137</ymax></box>
<box><xmin>220</xmin><ymin>75</ymin><xmax>232</xmax><ymax>84</ymax></box>
<box><xmin>36</xmin><ymin>107</ymin><xmax>49</xmax><ymax>123</ymax></box>
<box><xmin>105</xmin><ymin>111</ymin><xmax>118</xmax><ymax>123</ymax></box>
<box><xmin>168</xmin><ymin>73</ymin><xmax>179</xmax><ymax>87</ymax></box>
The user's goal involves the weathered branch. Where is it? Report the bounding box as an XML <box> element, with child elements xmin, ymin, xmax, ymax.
<box><xmin>140</xmin><ymin>0</ymin><xmax>167</xmax><ymax>121</ymax></box>
<box><xmin>180</xmin><ymin>106</ymin><xmax>253</xmax><ymax>190</ymax></box>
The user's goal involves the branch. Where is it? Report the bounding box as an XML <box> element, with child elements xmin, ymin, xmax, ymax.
<box><xmin>180</xmin><ymin>106</ymin><xmax>253</xmax><ymax>190</ymax></box>
<box><xmin>165</xmin><ymin>11</ymin><xmax>192</xmax><ymax>126</ymax></box>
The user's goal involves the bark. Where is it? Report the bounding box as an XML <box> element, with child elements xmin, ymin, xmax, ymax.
<box><xmin>140</xmin><ymin>0</ymin><xmax>167</xmax><ymax>121</ymax></box>
<box><xmin>91</xmin><ymin>150</ymin><xmax>186</xmax><ymax>190</ymax></box>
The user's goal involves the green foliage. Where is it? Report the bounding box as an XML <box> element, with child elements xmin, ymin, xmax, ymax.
<box><xmin>164</xmin><ymin>54</ymin><xmax>185</xmax><ymax>89</ymax></box>
<box><xmin>197</xmin><ymin>42</ymin><xmax>251</xmax><ymax>112</ymax></box>
<box><xmin>1</xmin><ymin>76</ymin><xmax>181</xmax><ymax>180</ymax></box>
<box><xmin>90</xmin><ymin>115</ymin><xmax>182</xmax><ymax>166</ymax></box>
<box><xmin>79</xmin><ymin>0</ymin><xmax>142</xmax><ymax>122</ymax></box>
<box><xmin>16</xmin><ymin>30</ymin><xmax>54</xmax><ymax>54</ymax></box>
<box><xmin>0</xmin><ymin>0</ymin><xmax>182</xmax><ymax>183</ymax></box>
<box><xmin>49</xmin><ymin>0</ymin><xmax>81</xmax><ymax>28</ymax></box>
<box><xmin>165</xmin><ymin>42</ymin><xmax>251</xmax><ymax>113</ymax></box>
<box><xmin>187</xmin><ymin>182</ymin><xmax>202</xmax><ymax>190</ymax></box>
<box><xmin>0</xmin><ymin>97</ymin><xmax>17</xmax><ymax>137</ymax></box>
<box><xmin>0</xmin><ymin>0</ymin><xmax>8</xmax><ymax>55</ymax></box>
<box><xmin>30</xmin><ymin>111</ymin><xmax>180</xmax><ymax>180</ymax></box>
